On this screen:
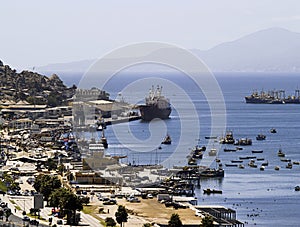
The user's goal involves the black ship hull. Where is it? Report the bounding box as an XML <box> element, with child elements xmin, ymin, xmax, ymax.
<box><xmin>139</xmin><ymin>105</ymin><xmax>171</xmax><ymax>121</ymax></box>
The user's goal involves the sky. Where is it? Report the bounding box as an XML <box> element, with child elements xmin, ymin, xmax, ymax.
<box><xmin>1</xmin><ymin>0</ymin><xmax>300</xmax><ymax>70</ymax></box>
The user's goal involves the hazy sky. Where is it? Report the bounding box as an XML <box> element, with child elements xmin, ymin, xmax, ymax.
<box><xmin>1</xmin><ymin>0</ymin><xmax>300</xmax><ymax>70</ymax></box>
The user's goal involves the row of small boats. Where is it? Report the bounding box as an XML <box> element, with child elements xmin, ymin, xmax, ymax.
<box><xmin>218</xmin><ymin>129</ymin><xmax>276</xmax><ymax>145</ymax></box>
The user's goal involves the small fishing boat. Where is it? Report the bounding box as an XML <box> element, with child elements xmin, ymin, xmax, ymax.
<box><xmin>208</xmin><ymin>148</ymin><xmax>217</xmax><ymax>156</ymax></box>
<box><xmin>238</xmin><ymin>164</ymin><xmax>245</xmax><ymax>169</ymax></box>
<box><xmin>286</xmin><ymin>162</ymin><xmax>292</xmax><ymax>169</ymax></box>
<box><xmin>261</xmin><ymin>161</ymin><xmax>269</xmax><ymax>166</ymax></box>
<box><xmin>224</xmin><ymin>148</ymin><xmax>237</xmax><ymax>152</ymax></box>
<box><xmin>292</xmin><ymin>161</ymin><xmax>300</xmax><ymax>165</ymax></box>
<box><xmin>256</xmin><ymin>134</ymin><xmax>266</xmax><ymax>140</ymax></box>
<box><xmin>239</xmin><ymin>156</ymin><xmax>256</xmax><ymax>160</ymax></box>
<box><xmin>281</xmin><ymin>158</ymin><xmax>291</xmax><ymax>162</ymax></box>
<box><xmin>257</xmin><ymin>158</ymin><xmax>265</xmax><ymax>161</ymax></box>
<box><xmin>270</xmin><ymin>128</ymin><xmax>277</xmax><ymax>133</ymax></box>
<box><xmin>234</xmin><ymin>138</ymin><xmax>252</xmax><ymax>146</ymax></box>
<box><xmin>260</xmin><ymin>165</ymin><xmax>265</xmax><ymax>171</ymax></box>
<box><xmin>248</xmin><ymin>160</ymin><xmax>257</xmax><ymax>168</ymax></box>
<box><xmin>101</xmin><ymin>136</ymin><xmax>108</xmax><ymax>149</ymax></box>
<box><xmin>219</xmin><ymin>131</ymin><xmax>235</xmax><ymax>144</ymax></box>
<box><xmin>203</xmin><ymin>188</ymin><xmax>222</xmax><ymax>194</ymax></box>
<box><xmin>231</xmin><ymin>160</ymin><xmax>243</xmax><ymax>163</ymax></box>
<box><xmin>161</xmin><ymin>134</ymin><xmax>172</xmax><ymax>144</ymax></box>
<box><xmin>295</xmin><ymin>186</ymin><xmax>300</xmax><ymax>191</ymax></box>
<box><xmin>274</xmin><ymin>166</ymin><xmax>280</xmax><ymax>170</ymax></box>
<box><xmin>205</xmin><ymin>136</ymin><xmax>217</xmax><ymax>139</ymax></box>
<box><xmin>200</xmin><ymin>168</ymin><xmax>225</xmax><ymax>178</ymax></box>
<box><xmin>277</xmin><ymin>148</ymin><xmax>285</xmax><ymax>157</ymax></box>
<box><xmin>188</xmin><ymin>158</ymin><xmax>197</xmax><ymax>165</ymax></box>
<box><xmin>236</xmin><ymin>147</ymin><xmax>243</xmax><ymax>150</ymax></box>
<box><xmin>225</xmin><ymin>164</ymin><xmax>238</xmax><ymax>167</ymax></box>
<box><xmin>252</xmin><ymin>150</ymin><xmax>263</xmax><ymax>153</ymax></box>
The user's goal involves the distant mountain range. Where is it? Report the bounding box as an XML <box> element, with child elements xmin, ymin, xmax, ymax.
<box><xmin>37</xmin><ymin>27</ymin><xmax>300</xmax><ymax>74</ymax></box>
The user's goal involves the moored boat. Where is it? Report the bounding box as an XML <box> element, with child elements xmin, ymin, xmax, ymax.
<box><xmin>161</xmin><ymin>134</ymin><xmax>172</xmax><ymax>145</ymax></box>
<box><xmin>277</xmin><ymin>148</ymin><xmax>285</xmax><ymax>157</ymax></box>
<box><xmin>224</xmin><ymin>148</ymin><xmax>236</xmax><ymax>152</ymax></box>
<box><xmin>231</xmin><ymin>160</ymin><xmax>243</xmax><ymax>163</ymax></box>
<box><xmin>225</xmin><ymin>164</ymin><xmax>238</xmax><ymax>167</ymax></box>
<box><xmin>270</xmin><ymin>128</ymin><xmax>277</xmax><ymax>133</ymax></box>
<box><xmin>219</xmin><ymin>131</ymin><xmax>235</xmax><ymax>144</ymax></box>
<box><xmin>281</xmin><ymin>158</ymin><xmax>291</xmax><ymax>162</ymax></box>
<box><xmin>252</xmin><ymin>150</ymin><xmax>263</xmax><ymax>153</ymax></box>
<box><xmin>260</xmin><ymin>165</ymin><xmax>265</xmax><ymax>171</ymax></box>
<box><xmin>200</xmin><ymin>168</ymin><xmax>224</xmax><ymax>178</ymax></box>
<box><xmin>256</xmin><ymin>134</ymin><xmax>266</xmax><ymax>140</ymax></box>
<box><xmin>208</xmin><ymin>148</ymin><xmax>217</xmax><ymax>156</ymax></box>
<box><xmin>205</xmin><ymin>136</ymin><xmax>217</xmax><ymax>139</ymax></box>
<box><xmin>274</xmin><ymin>166</ymin><xmax>280</xmax><ymax>171</ymax></box>
<box><xmin>286</xmin><ymin>162</ymin><xmax>292</xmax><ymax>169</ymax></box>
<box><xmin>203</xmin><ymin>188</ymin><xmax>222</xmax><ymax>194</ymax></box>
<box><xmin>239</xmin><ymin>156</ymin><xmax>256</xmax><ymax>160</ymax></box>
<box><xmin>261</xmin><ymin>161</ymin><xmax>269</xmax><ymax>166</ymax></box>
<box><xmin>234</xmin><ymin>138</ymin><xmax>252</xmax><ymax>146</ymax></box>
<box><xmin>248</xmin><ymin>159</ymin><xmax>257</xmax><ymax>168</ymax></box>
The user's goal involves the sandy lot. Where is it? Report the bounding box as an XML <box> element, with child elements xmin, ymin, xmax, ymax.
<box><xmin>115</xmin><ymin>198</ymin><xmax>202</xmax><ymax>225</ymax></box>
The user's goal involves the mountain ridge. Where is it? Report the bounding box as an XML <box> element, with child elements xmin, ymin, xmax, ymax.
<box><xmin>37</xmin><ymin>27</ymin><xmax>300</xmax><ymax>74</ymax></box>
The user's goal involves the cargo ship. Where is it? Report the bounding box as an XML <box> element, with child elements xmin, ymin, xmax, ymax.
<box><xmin>139</xmin><ymin>85</ymin><xmax>171</xmax><ymax>121</ymax></box>
<box><xmin>245</xmin><ymin>89</ymin><xmax>300</xmax><ymax>104</ymax></box>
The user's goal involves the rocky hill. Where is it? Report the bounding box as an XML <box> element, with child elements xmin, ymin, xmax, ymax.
<box><xmin>0</xmin><ymin>60</ymin><xmax>76</xmax><ymax>107</ymax></box>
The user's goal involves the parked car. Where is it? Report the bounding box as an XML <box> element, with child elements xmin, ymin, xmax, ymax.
<box><xmin>22</xmin><ymin>216</ymin><xmax>30</xmax><ymax>222</ymax></box>
<box><xmin>147</xmin><ymin>194</ymin><xmax>153</xmax><ymax>199</ymax></box>
<box><xmin>129</xmin><ymin>197</ymin><xmax>141</xmax><ymax>203</ymax></box>
<box><xmin>103</xmin><ymin>199</ymin><xmax>117</xmax><ymax>205</ymax></box>
<box><xmin>29</xmin><ymin>219</ymin><xmax>39</xmax><ymax>225</ymax></box>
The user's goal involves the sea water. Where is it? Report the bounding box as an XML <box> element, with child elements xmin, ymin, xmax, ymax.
<box><xmin>63</xmin><ymin>71</ymin><xmax>300</xmax><ymax>226</ymax></box>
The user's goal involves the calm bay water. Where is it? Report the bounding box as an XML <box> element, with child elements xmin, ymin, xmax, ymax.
<box><xmin>65</xmin><ymin>71</ymin><xmax>300</xmax><ymax>226</ymax></box>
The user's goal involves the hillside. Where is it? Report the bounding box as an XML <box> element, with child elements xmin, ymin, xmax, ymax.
<box><xmin>0</xmin><ymin>60</ymin><xmax>76</xmax><ymax>106</ymax></box>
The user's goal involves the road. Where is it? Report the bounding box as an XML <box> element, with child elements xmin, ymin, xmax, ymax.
<box><xmin>1</xmin><ymin>194</ymin><xmax>104</xmax><ymax>227</ymax></box>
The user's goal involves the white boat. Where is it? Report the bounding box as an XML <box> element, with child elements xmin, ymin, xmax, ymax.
<box><xmin>208</xmin><ymin>148</ymin><xmax>217</xmax><ymax>156</ymax></box>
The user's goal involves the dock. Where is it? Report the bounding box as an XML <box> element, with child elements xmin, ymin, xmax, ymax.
<box><xmin>104</xmin><ymin>115</ymin><xmax>141</xmax><ymax>125</ymax></box>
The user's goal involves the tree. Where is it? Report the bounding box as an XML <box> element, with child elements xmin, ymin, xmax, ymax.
<box><xmin>200</xmin><ymin>214</ymin><xmax>214</xmax><ymax>227</ymax></box>
<box><xmin>49</xmin><ymin>188</ymin><xmax>83</xmax><ymax>224</ymax></box>
<box><xmin>80</xmin><ymin>196</ymin><xmax>90</xmax><ymax>206</ymax></box>
<box><xmin>4</xmin><ymin>208</ymin><xmax>12</xmax><ymax>221</ymax></box>
<box><xmin>58</xmin><ymin>164</ymin><xmax>66</xmax><ymax>175</ymax></box>
<box><xmin>46</xmin><ymin>158</ymin><xmax>58</xmax><ymax>171</ymax></box>
<box><xmin>2</xmin><ymin>173</ymin><xmax>20</xmax><ymax>192</ymax></box>
<box><xmin>105</xmin><ymin>217</ymin><xmax>116</xmax><ymax>227</ymax></box>
<box><xmin>33</xmin><ymin>174</ymin><xmax>61</xmax><ymax>202</ymax></box>
<box><xmin>168</xmin><ymin>213</ymin><xmax>182</xmax><ymax>227</ymax></box>
<box><xmin>115</xmin><ymin>205</ymin><xmax>128</xmax><ymax>227</ymax></box>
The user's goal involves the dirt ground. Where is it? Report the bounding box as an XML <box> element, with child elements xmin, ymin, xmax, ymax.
<box><xmin>116</xmin><ymin>198</ymin><xmax>202</xmax><ymax>225</ymax></box>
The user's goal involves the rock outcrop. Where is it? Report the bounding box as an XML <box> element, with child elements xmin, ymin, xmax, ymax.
<box><xmin>0</xmin><ymin>60</ymin><xmax>76</xmax><ymax>106</ymax></box>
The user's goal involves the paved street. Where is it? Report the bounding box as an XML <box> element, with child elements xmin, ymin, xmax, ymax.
<box><xmin>1</xmin><ymin>194</ymin><xmax>104</xmax><ymax>227</ymax></box>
